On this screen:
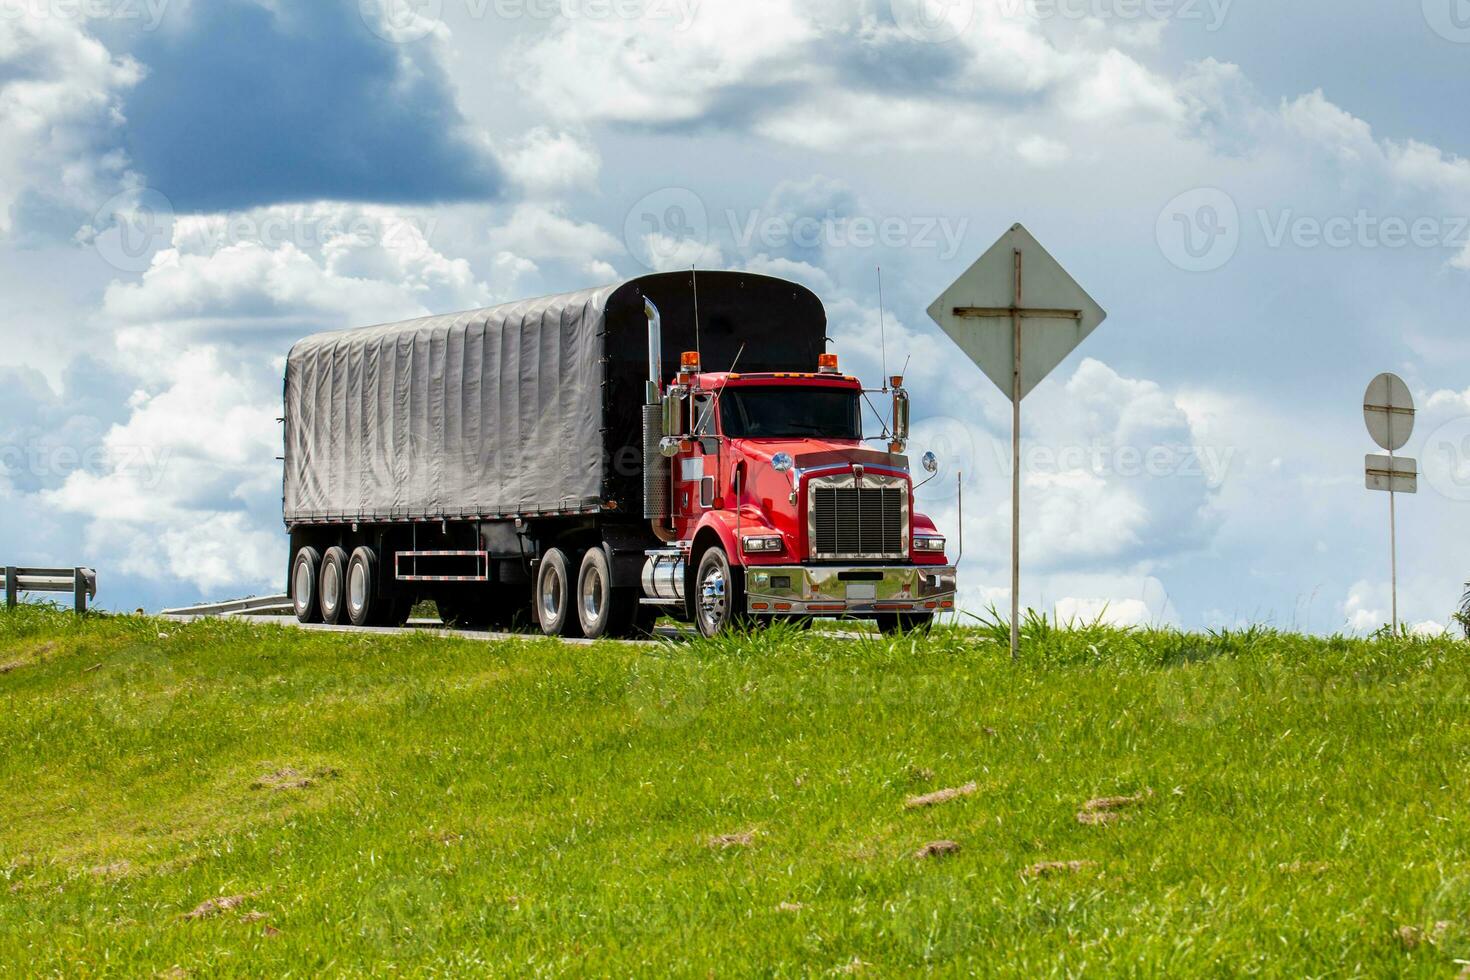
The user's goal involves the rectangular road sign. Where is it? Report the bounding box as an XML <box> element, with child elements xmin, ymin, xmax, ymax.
<box><xmin>1366</xmin><ymin>454</ymin><xmax>1417</xmax><ymax>494</ymax></box>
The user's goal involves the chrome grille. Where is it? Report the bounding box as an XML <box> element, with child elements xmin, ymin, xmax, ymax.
<box><xmin>809</xmin><ymin>476</ymin><xmax>908</xmax><ymax>560</ymax></box>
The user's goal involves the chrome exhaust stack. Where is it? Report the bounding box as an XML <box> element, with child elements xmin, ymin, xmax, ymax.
<box><xmin>642</xmin><ymin>298</ymin><xmax>670</xmax><ymax>525</ymax></box>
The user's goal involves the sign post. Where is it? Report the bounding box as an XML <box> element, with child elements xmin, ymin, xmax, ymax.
<box><xmin>929</xmin><ymin>225</ymin><xmax>1108</xmax><ymax>659</ymax></box>
<box><xmin>1363</xmin><ymin>373</ymin><xmax>1416</xmax><ymax>633</ymax></box>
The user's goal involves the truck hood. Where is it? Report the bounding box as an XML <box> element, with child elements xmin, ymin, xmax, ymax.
<box><xmin>734</xmin><ymin>439</ymin><xmax>910</xmax><ymax>476</ymax></box>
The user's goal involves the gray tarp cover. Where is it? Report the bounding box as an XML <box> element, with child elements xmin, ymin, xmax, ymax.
<box><xmin>284</xmin><ymin>286</ymin><xmax>615</xmax><ymax>524</ymax></box>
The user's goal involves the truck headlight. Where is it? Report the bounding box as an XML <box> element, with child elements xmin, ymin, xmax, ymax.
<box><xmin>914</xmin><ymin>535</ymin><xmax>946</xmax><ymax>554</ymax></box>
<box><xmin>742</xmin><ymin>535</ymin><xmax>784</xmax><ymax>554</ymax></box>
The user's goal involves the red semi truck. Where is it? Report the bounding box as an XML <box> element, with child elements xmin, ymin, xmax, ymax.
<box><xmin>282</xmin><ymin>271</ymin><xmax>957</xmax><ymax>638</ymax></box>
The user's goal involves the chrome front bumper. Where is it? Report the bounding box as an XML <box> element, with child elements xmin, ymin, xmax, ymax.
<box><xmin>744</xmin><ymin>565</ymin><xmax>957</xmax><ymax>616</ymax></box>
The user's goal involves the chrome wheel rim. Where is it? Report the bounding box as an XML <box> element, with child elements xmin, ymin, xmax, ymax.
<box><xmin>541</xmin><ymin>567</ymin><xmax>564</xmax><ymax>624</ymax></box>
<box><xmin>699</xmin><ymin>562</ymin><xmax>727</xmax><ymax>632</ymax></box>
<box><xmin>349</xmin><ymin>561</ymin><xmax>367</xmax><ymax>615</ymax></box>
<box><xmin>323</xmin><ymin>562</ymin><xmax>340</xmax><ymax>612</ymax></box>
<box><xmin>580</xmin><ymin>566</ymin><xmax>604</xmax><ymax>626</ymax></box>
<box><xmin>293</xmin><ymin>560</ymin><xmax>312</xmax><ymax>611</ymax></box>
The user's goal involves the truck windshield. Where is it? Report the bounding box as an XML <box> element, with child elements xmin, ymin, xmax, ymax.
<box><xmin>719</xmin><ymin>386</ymin><xmax>862</xmax><ymax>440</ymax></box>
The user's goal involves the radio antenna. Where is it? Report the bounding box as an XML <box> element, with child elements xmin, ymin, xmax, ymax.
<box><xmin>691</xmin><ymin>266</ymin><xmax>703</xmax><ymax>366</ymax></box>
<box><xmin>877</xmin><ymin>265</ymin><xmax>889</xmax><ymax>390</ymax></box>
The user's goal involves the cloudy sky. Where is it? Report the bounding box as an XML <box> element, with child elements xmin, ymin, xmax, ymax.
<box><xmin>2</xmin><ymin>0</ymin><xmax>1468</xmax><ymax>632</ymax></box>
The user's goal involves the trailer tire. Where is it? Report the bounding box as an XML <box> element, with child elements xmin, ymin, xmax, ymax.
<box><xmin>346</xmin><ymin>547</ymin><xmax>381</xmax><ymax>628</ymax></box>
<box><xmin>319</xmin><ymin>546</ymin><xmax>349</xmax><ymax>626</ymax></box>
<box><xmin>877</xmin><ymin>613</ymin><xmax>933</xmax><ymax>635</ymax></box>
<box><xmin>694</xmin><ymin>546</ymin><xmax>745</xmax><ymax>638</ymax></box>
<box><xmin>536</xmin><ymin>548</ymin><xmax>583</xmax><ymax>638</ymax></box>
<box><xmin>292</xmin><ymin>546</ymin><xmax>322</xmax><ymax>624</ymax></box>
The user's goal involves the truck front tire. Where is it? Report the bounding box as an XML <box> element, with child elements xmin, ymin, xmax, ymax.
<box><xmin>319</xmin><ymin>546</ymin><xmax>349</xmax><ymax>625</ymax></box>
<box><xmin>694</xmin><ymin>547</ymin><xmax>745</xmax><ymax>638</ymax></box>
<box><xmin>292</xmin><ymin>546</ymin><xmax>322</xmax><ymax>624</ymax></box>
<box><xmin>536</xmin><ymin>548</ymin><xmax>584</xmax><ymax>638</ymax></box>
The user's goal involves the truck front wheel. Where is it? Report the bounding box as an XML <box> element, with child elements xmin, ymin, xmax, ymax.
<box><xmin>536</xmin><ymin>548</ymin><xmax>584</xmax><ymax>638</ymax></box>
<box><xmin>694</xmin><ymin>547</ymin><xmax>745</xmax><ymax>638</ymax></box>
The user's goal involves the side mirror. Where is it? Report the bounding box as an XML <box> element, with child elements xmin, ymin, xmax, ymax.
<box><xmin>890</xmin><ymin>388</ymin><xmax>911</xmax><ymax>452</ymax></box>
<box><xmin>922</xmin><ymin>451</ymin><xmax>939</xmax><ymax>474</ymax></box>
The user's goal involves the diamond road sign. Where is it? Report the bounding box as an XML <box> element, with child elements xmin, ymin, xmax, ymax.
<box><xmin>926</xmin><ymin>223</ymin><xmax>1107</xmax><ymax>402</ymax></box>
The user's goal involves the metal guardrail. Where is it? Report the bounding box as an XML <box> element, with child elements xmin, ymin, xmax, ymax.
<box><xmin>4</xmin><ymin>566</ymin><xmax>97</xmax><ymax>613</ymax></box>
<box><xmin>159</xmin><ymin>595</ymin><xmax>293</xmax><ymax>618</ymax></box>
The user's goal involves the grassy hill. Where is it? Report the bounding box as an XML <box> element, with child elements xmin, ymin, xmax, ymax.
<box><xmin>3</xmin><ymin>604</ymin><xmax>1470</xmax><ymax>976</ymax></box>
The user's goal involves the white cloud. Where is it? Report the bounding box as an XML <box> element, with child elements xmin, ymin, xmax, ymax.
<box><xmin>485</xmin><ymin>203</ymin><xmax>622</xmax><ymax>263</ymax></box>
<box><xmin>500</xmin><ymin>127</ymin><xmax>602</xmax><ymax>196</ymax></box>
<box><xmin>0</xmin><ymin>16</ymin><xmax>141</xmax><ymax>235</ymax></box>
<box><xmin>1055</xmin><ymin>596</ymin><xmax>1153</xmax><ymax>628</ymax></box>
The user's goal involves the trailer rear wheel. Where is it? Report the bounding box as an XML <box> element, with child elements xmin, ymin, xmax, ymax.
<box><xmin>576</xmin><ymin>548</ymin><xmax>641</xmax><ymax>639</ymax></box>
<box><xmin>319</xmin><ymin>546</ymin><xmax>349</xmax><ymax>625</ymax></box>
<box><xmin>292</xmin><ymin>546</ymin><xmax>322</xmax><ymax>624</ymax></box>
<box><xmin>536</xmin><ymin>548</ymin><xmax>583</xmax><ymax>638</ymax></box>
<box><xmin>346</xmin><ymin>547</ymin><xmax>381</xmax><ymax>628</ymax></box>
<box><xmin>877</xmin><ymin>613</ymin><xmax>933</xmax><ymax>635</ymax></box>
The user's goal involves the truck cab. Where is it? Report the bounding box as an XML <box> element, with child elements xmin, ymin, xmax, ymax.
<box><xmin>639</xmin><ymin>331</ymin><xmax>958</xmax><ymax>637</ymax></box>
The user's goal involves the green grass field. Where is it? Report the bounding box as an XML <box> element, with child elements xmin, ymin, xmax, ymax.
<box><xmin>4</xmin><ymin>604</ymin><xmax>1470</xmax><ymax>976</ymax></box>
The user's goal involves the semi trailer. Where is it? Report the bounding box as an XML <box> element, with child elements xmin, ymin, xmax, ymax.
<box><xmin>282</xmin><ymin>271</ymin><xmax>957</xmax><ymax>638</ymax></box>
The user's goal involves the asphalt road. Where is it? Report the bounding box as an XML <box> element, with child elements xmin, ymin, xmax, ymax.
<box><xmin>158</xmin><ymin>614</ymin><xmax>686</xmax><ymax>646</ymax></box>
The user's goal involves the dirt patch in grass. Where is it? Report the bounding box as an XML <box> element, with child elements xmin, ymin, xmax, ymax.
<box><xmin>182</xmin><ymin>895</ymin><xmax>251</xmax><ymax>921</ymax></box>
<box><xmin>777</xmin><ymin>901</ymin><xmax>806</xmax><ymax>912</ymax></box>
<box><xmin>904</xmin><ymin>782</ymin><xmax>977</xmax><ymax>810</ymax></box>
<box><xmin>1077</xmin><ymin>789</ymin><xmax>1152</xmax><ymax>826</ymax></box>
<box><xmin>1276</xmin><ymin>861</ymin><xmax>1331</xmax><ymax>876</ymax></box>
<box><xmin>88</xmin><ymin>860</ymin><xmax>133</xmax><ymax>878</ymax></box>
<box><xmin>250</xmin><ymin>766</ymin><xmax>341</xmax><ymax>791</ymax></box>
<box><xmin>708</xmin><ymin>830</ymin><xmax>757</xmax><ymax>849</ymax></box>
<box><xmin>1395</xmin><ymin>921</ymin><xmax>1449</xmax><ymax>949</ymax></box>
<box><xmin>915</xmin><ymin>840</ymin><xmax>960</xmax><ymax>860</ymax></box>
<box><xmin>0</xmin><ymin>660</ymin><xmax>25</xmax><ymax>674</ymax></box>
<box><xmin>1022</xmin><ymin>860</ymin><xmax>1097</xmax><ymax>879</ymax></box>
